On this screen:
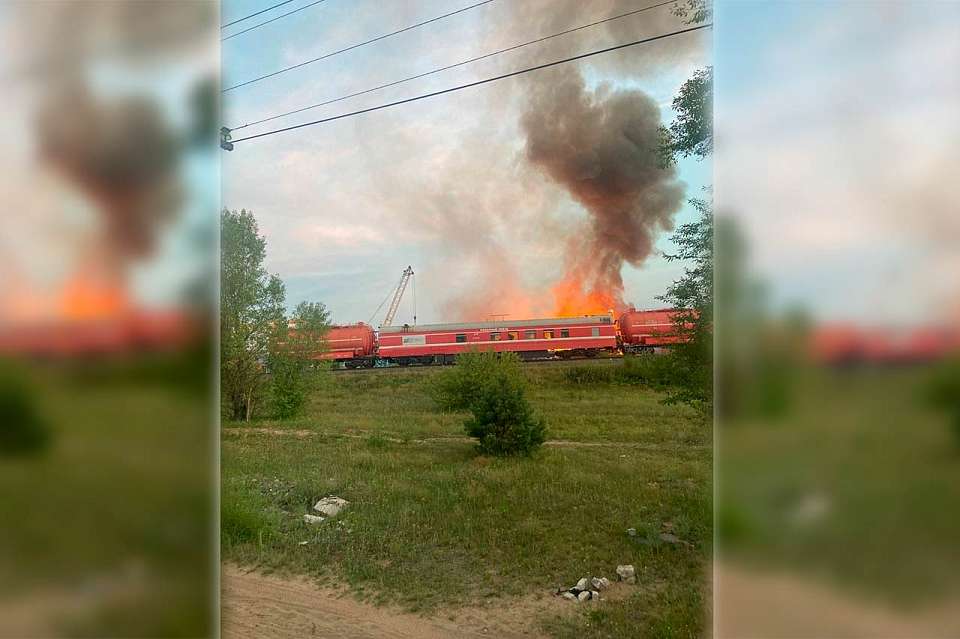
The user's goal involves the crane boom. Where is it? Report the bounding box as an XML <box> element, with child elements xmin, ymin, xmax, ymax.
<box><xmin>382</xmin><ymin>266</ymin><xmax>414</xmax><ymax>327</ymax></box>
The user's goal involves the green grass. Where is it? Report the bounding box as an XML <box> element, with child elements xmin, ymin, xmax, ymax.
<box><xmin>222</xmin><ymin>358</ymin><xmax>711</xmax><ymax>638</ymax></box>
<box><xmin>0</xmin><ymin>355</ymin><xmax>213</xmax><ymax>637</ymax></box>
<box><xmin>720</xmin><ymin>365</ymin><xmax>960</xmax><ymax>608</ymax></box>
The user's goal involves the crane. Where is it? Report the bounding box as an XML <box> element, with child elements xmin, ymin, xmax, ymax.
<box><xmin>381</xmin><ymin>266</ymin><xmax>414</xmax><ymax>328</ymax></box>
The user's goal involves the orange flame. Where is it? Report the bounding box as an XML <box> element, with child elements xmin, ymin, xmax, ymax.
<box><xmin>60</xmin><ymin>272</ymin><xmax>129</xmax><ymax>320</ymax></box>
<box><xmin>551</xmin><ymin>277</ymin><xmax>617</xmax><ymax>317</ymax></box>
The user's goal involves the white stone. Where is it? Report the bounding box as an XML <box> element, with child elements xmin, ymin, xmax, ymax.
<box><xmin>591</xmin><ymin>577</ymin><xmax>607</xmax><ymax>590</ymax></box>
<box><xmin>616</xmin><ymin>564</ymin><xmax>637</xmax><ymax>584</ymax></box>
<box><xmin>575</xmin><ymin>577</ymin><xmax>590</xmax><ymax>591</ymax></box>
<box><xmin>577</xmin><ymin>591</ymin><xmax>591</xmax><ymax>602</ymax></box>
<box><xmin>303</xmin><ymin>514</ymin><xmax>325</xmax><ymax>524</ymax></box>
<box><xmin>590</xmin><ymin>590</ymin><xmax>600</xmax><ymax>599</ymax></box>
<box><xmin>562</xmin><ymin>592</ymin><xmax>577</xmax><ymax>601</ymax></box>
<box><xmin>314</xmin><ymin>496</ymin><xmax>349</xmax><ymax>517</ymax></box>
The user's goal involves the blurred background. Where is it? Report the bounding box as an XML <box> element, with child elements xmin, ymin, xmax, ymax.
<box><xmin>714</xmin><ymin>1</ymin><xmax>960</xmax><ymax>637</ymax></box>
<box><xmin>0</xmin><ymin>1</ymin><xmax>217</xmax><ymax>637</ymax></box>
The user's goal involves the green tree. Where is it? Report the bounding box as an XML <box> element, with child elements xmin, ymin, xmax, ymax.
<box><xmin>660</xmin><ymin>67</ymin><xmax>713</xmax><ymax>166</ymax></box>
<box><xmin>267</xmin><ymin>301</ymin><xmax>331</xmax><ymax>419</ymax></box>
<box><xmin>672</xmin><ymin>0</ymin><xmax>712</xmax><ymax>25</ymax></box>
<box><xmin>220</xmin><ymin>208</ymin><xmax>285</xmax><ymax>421</ymax></box>
<box><xmin>659</xmin><ymin>197</ymin><xmax>714</xmax><ymax>414</ymax></box>
<box><xmin>433</xmin><ymin>351</ymin><xmax>546</xmax><ymax>456</ymax></box>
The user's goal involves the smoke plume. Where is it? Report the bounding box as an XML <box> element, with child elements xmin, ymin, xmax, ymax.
<box><xmin>521</xmin><ymin>69</ymin><xmax>685</xmax><ymax>314</ymax></box>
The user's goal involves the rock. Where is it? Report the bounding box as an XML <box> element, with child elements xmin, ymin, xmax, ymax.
<box><xmin>590</xmin><ymin>590</ymin><xmax>600</xmax><ymax>599</ymax></box>
<box><xmin>298</xmin><ymin>540</ymin><xmax>310</xmax><ymax>545</ymax></box>
<box><xmin>314</xmin><ymin>496</ymin><xmax>349</xmax><ymax>517</ymax></box>
<box><xmin>591</xmin><ymin>577</ymin><xmax>607</xmax><ymax>590</ymax></box>
<box><xmin>577</xmin><ymin>591</ymin><xmax>591</xmax><ymax>602</ymax></box>
<box><xmin>626</xmin><ymin>527</ymin><xmax>637</xmax><ymax>537</ymax></box>
<box><xmin>562</xmin><ymin>592</ymin><xmax>578</xmax><ymax>601</ymax></box>
<box><xmin>575</xmin><ymin>577</ymin><xmax>590</xmax><ymax>591</ymax></box>
<box><xmin>303</xmin><ymin>514</ymin><xmax>325</xmax><ymax>524</ymax></box>
<box><xmin>616</xmin><ymin>564</ymin><xmax>637</xmax><ymax>584</ymax></box>
<box><xmin>599</xmin><ymin>577</ymin><xmax>611</xmax><ymax>589</ymax></box>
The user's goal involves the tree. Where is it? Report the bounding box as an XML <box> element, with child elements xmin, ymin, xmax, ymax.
<box><xmin>267</xmin><ymin>301</ymin><xmax>331</xmax><ymax>419</ymax></box>
<box><xmin>433</xmin><ymin>351</ymin><xmax>546</xmax><ymax>456</ymax></box>
<box><xmin>220</xmin><ymin>208</ymin><xmax>286</xmax><ymax>421</ymax></box>
<box><xmin>672</xmin><ymin>0</ymin><xmax>712</xmax><ymax>26</ymax></box>
<box><xmin>659</xmin><ymin>67</ymin><xmax>713</xmax><ymax>165</ymax></box>
<box><xmin>659</xmin><ymin>197</ymin><xmax>714</xmax><ymax>414</ymax></box>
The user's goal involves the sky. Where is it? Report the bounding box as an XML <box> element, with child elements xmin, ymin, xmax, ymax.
<box><xmin>221</xmin><ymin>0</ymin><xmax>712</xmax><ymax>325</ymax></box>
<box><xmin>715</xmin><ymin>1</ymin><xmax>960</xmax><ymax>324</ymax></box>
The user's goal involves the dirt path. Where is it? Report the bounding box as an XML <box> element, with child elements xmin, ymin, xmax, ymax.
<box><xmin>222</xmin><ymin>565</ymin><xmax>558</xmax><ymax>639</ymax></box>
<box><xmin>223</xmin><ymin>427</ymin><xmax>707</xmax><ymax>451</ymax></box>
<box><xmin>717</xmin><ymin>562</ymin><xmax>960</xmax><ymax>638</ymax></box>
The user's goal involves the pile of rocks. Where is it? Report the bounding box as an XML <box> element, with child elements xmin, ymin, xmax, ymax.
<box><xmin>303</xmin><ymin>496</ymin><xmax>349</xmax><ymax>524</ymax></box>
<box><xmin>556</xmin><ymin>576</ymin><xmax>612</xmax><ymax>602</ymax></box>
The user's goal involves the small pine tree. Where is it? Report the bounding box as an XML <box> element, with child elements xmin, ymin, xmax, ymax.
<box><xmin>434</xmin><ymin>351</ymin><xmax>546</xmax><ymax>456</ymax></box>
<box><xmin>464</xmin><ymin>374</ymin><xmax>546</xmax><ymax>457</ymax></box>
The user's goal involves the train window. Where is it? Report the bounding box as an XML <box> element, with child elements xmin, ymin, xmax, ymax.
<box><xmin>544</xmin><ymin>330</ymin><xmax>552</xmax><ymax>339</ymax></box>
<box><xmin>490</xmin><ymin>332</ymin><xmax>500</xmax><ymax>341</ymax></box>
<box><xmin>508</xmin><ymin>331</ymin><xmax>518</xmax><ymax>340</ymax></box>
<box><xmin>524</xmin><ymin>330</ymin><xmax>536</xmax><ymax>339</ymax></box>
<box><xmin>592</xmin><ymin>327</ymin><xmax>600</xmax><ymax>337</ymax></box>
<box><xmin>455</xmin><ymin>333</ymin><xmax>466</xmax><ymax>343</ymax></box>
<box><xmin>560</xmin><ymin>329</ymin><xmax>570</xmax><ymax>338</ymax></box>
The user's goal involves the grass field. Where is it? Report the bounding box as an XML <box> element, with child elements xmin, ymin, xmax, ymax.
<box><xmin>720</xmin><ymin>365</ymin><xmax>960</xmax><ymax>608</ymax></box>
<box><xmin>0</xmin><ymin>354</ymin><xmax>213</xmax><ymax>637</ymax></box>
<box><xmin>222</xmin><ymin>358</ymin><xmax>712</xmax><ymax>638</ymax></box>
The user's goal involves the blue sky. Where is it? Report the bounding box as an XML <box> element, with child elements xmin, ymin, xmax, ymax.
<box><xmin>221</xmin><ymin>0</ymin><xmax>712</xmax><ymax>324</ymax></box>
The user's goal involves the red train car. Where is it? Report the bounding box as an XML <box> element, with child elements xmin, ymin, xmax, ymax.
<box><xmin>378</xmin><ymin>315</ymin><xmax>617</xmax><ymax>365</ymax></box>
<box><xmin>316</xmin><ymin>323</ymin><xmax>377</xmax><ymax>364</ymax></box>
<box><xmin>616</xmin><ymin>308</ymin><xmax>685</xmax><ymax>353</ymax></box>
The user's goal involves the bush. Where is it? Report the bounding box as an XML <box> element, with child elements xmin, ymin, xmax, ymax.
<box><xmin>562</xmin><ymin>365</ymin><xmax>614</xmax><ymax>385</ymax></box>
<box><xmin>465</xmin><ymin>375</ymin><xmax>546</xmax><ymax>456</ymax></box>
<box><xmin>268</xmin><ymin>357</ymin><xmax>309</xmax><ymax>419</ymax></box>
<box><xmin>925</xmin><ymin>357</ymin><xmax>960</xmax><ymax>446</ymax></box>
<box><xmin>0</xmin><ymin>365</ymin><xmax>51</xmax><ymax>456</ymax></box>
<box><xmin>431</xmin><ymin>350</ymin><xmax>525</xmax><ymax>412</ymax></box>
<box><xmin>561</xmin><ymin>356</ymin><xmax>677</xmax><ymax>389</ymax></box>
<box><xmin>434</xmin><ymin>351</ymin><xmax>546</xmax><ymax>456</ymax></box>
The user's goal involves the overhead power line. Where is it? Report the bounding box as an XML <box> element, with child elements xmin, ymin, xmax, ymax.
<box><xmin>222</xmin><ymin>0</ymin><xmax>495</xmax><ymax>93</ymax></box>
<box><xmin>227</xmin><ymin>23</ymin><xmax>711</xmax><ymax>146</ymax></box>
<box><xmin>231</xmin><ymin>0</ymin><xmax>677</xmax><ymax>131</ymax></box>
<box><xmin>223</xmin><ymin>0</ymin><xmax>330</xmax><ymax>41</ymax></box>
<box><xmin>222</xmin><ymin>0</ymin><xmax>297</xmax><ymax>29</ymax></box>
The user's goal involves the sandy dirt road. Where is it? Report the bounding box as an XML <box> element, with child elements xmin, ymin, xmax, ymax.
<box><xmin>221</xmin><ymin>565</ymin><xmax>556</xmax><ymax>639</ymax></box>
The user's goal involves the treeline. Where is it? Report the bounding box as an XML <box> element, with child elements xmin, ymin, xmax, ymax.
<box><xmin>220</xmin><ymin>209</ymin><xmax>330</xmax><ymax>421</ymax></box>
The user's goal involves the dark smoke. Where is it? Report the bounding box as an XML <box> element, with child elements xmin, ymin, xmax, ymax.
<box><xmin>36</xmin><ymin>86</ymin><xmax>182</xmax><ymax>262</ymax></box>
<box><xmin>520</xmin><ymin>68</ymin><xmax>685</xmax><ymax>311</ymax></box>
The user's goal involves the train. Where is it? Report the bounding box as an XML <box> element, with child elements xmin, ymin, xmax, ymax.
<box><xmin>319</xmin><ymin>308</ymin><xmax>686</xmax><ymax>368</ymax></box>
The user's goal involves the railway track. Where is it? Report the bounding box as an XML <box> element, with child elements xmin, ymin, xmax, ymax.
<box><xmin>329</xmin><ymin>355</ymin><xmax>628</xmax><ymax>373</ymax></box>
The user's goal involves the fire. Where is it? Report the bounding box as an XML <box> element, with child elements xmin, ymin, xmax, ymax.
<box><xmin>551</xmin><ymin>275</ymin><xmax>622</xmax><ymax>318</ymax></box>
<box><xmin>60</xmin><ymin>272</ymin><xmax>129</xmax><ymax>320</ymax></box>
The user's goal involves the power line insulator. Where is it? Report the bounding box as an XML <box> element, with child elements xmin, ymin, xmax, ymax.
<box><xmin>220</xmin><ymin>126</ymin><xmax>234</xmax><ymax>151</ymax></box>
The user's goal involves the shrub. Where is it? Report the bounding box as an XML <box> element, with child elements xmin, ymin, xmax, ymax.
<box><xmin>925</xmin><ymin>357</ymin><xmax>960</xmax><ymax>446</ymax></box>
<box><xmin>0</xmin><ymin>365</ymin><xmax>51</xmax><ymax>456</ymax></box>
<box><xmin>433</xmin><ymin>350</ymin><xmax>546</xmax><ymax>456</ymax></box>
<box><xmin>562</xmin><ymin>365</ymin><xmax>614</xmax><ymax>386</ymax></box>
<box><xmin>464</xmin><ymin>374</ymin><xmax>546</xmax><ymax>456</ymax></box>
<box><xmin>431</xmin><ymin>350</ymin><xmax>525</xmax><ymax>412</ymax></box>
<box><xmin>561</xmin><ymin>356</ymin><xmax>677</xmax><ymax>389</ymax></box>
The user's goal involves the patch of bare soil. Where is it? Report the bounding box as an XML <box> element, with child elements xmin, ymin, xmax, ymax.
<box><xmin>222</xmin><ymin>564</ymin><xmax>571</xmax><ymax>639</ymax></box>
<box><xmin>717</xmin><ymin>562</ymin><xmax>960</xmax><ymax>638</ymax></box>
